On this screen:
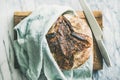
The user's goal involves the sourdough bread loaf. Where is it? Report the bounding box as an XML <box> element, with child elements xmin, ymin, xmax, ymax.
<box><xmin>46</xmin><ymin>14</ymin><xmax>93</xmax><ymax>70</ymax></box>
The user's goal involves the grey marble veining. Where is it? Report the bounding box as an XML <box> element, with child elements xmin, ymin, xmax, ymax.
<box><xmin>0</xmin><ymin>0</ymin><xmax>120</xmax><ymax>80</ymax></box>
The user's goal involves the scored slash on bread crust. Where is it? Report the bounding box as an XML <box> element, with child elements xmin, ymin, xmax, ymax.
<box><xmin>46</xmin><ymin>15</ymin><xmax>93</xmax><ymax>70</ymax></box>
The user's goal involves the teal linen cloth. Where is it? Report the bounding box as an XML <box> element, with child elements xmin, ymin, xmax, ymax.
<box><xmin>13</xmin><ymin>5</ymin><xmax>93</xmax><ymax>80</ymax></box>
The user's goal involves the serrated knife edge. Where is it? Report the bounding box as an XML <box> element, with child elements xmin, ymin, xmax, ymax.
<box><xmin>79</xmin><ymin>0</ymin><xmax>111</xmax><ymax>67</ymax></box>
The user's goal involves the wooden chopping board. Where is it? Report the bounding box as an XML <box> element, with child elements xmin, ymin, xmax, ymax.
<box><xmin>14</xmin><ymin>11</ymin><xmax>103</xmax><ymax>70</ymax></box>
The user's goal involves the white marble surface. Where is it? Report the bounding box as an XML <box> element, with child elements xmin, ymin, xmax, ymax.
<box><xmin>0</xmin><ymin>0</ymin><xmax>120</xmax><ymax>80</ymax></box>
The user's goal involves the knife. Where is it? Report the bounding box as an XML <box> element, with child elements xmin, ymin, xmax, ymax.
<box><xmin>79</xmin><ymin>0</ymin><xmax>111</xmax><ymax>67</ymax></box>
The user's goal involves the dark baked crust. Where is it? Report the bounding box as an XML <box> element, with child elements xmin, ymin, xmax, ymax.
<box><xmin>46</xmin><ymin>15</ymin><xmax>93</xmax><ymax>70</ymax></box>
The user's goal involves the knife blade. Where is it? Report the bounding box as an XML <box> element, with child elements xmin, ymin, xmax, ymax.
<box><xmin>79</xmin><ymin>0</ymin><xmax>111</xmax><ymax>67</ymax></box>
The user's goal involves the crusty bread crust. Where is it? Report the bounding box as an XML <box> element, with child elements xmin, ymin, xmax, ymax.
<box><xmin>46</xmin><ymin>14</ymin><xmax>93</xmax><ymax>70</ymax></box>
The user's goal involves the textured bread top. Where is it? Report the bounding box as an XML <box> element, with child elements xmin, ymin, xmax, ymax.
<box><xmin>46</xmin><ymin>14</ymin><xmax>93</xmax><ymax>70</ymax></box>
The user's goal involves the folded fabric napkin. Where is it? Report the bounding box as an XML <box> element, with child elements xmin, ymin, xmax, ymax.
<box><xmin>13</xmin><ymin>5</ymin><xmax>93</xmax><ymax>80</ymax></box>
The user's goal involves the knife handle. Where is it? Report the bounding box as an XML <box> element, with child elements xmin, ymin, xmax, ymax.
<box><xmin>97</xmin><ymin>40</ymin><xmax>111</xmax><ymax>67</ymax></box>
